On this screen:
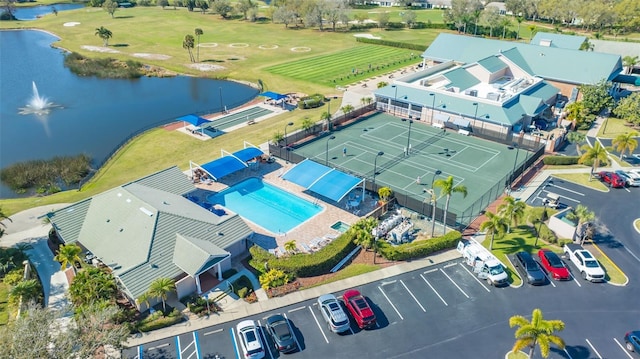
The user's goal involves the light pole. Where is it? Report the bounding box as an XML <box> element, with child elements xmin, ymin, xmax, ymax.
<box><xmin>534</xmin><ymin>199</ymin><xmax>548</xmax><ymax>247</ymax></box>
<box><xmin>427</xmin><ymin>189</ymin><xmax>438</xmax><ymax>238</ymax></box>
<box><xmin>373</xmin><ymin>151</ymin><xmax>384</xmax><ymax>184</ymax></box>
<box><xmin>429</xmin><ymin>93</ymin><xmax>435</xmax><ymax>124</ymax></box>
<box><xmin>325</xmin><ymin>135</ymin><xmax>335</xmax><ymax>166</ymax></box>
<box><xmin>472</xmin><ymin>102</ymin><xmax>478</xmax><ymax>126</ymax></box>
<box><xmin>401</xmin><ymin>118</ymin><xmax>413</xmax><ymax>156</ymax></box>
<box><xmin>219</xmin><ymin>87</ymin><xmax>224</xmax><ymax>113</ymax></box>
<box><xmin>509</xmin><ymin>143</ymin><xmax>520</xmax><ymax>193</ymax></box>
<box><xmin>327</xmin><ymin>100</ymin><xmax>332</xmax><ymax>131</ymax></box>
<box><xmin>391</xmin><ymin>85</ymin><xmax>398</xmax><ymax>116</ymax></box>
<box><xmin>431</xmin><ymin>169</ymin><xmax>442</xmax><ymax>189</ymax></box>
<box><xmin>283</xmin><ymin>122</ymin><xmax>294</xmax><ymax>162</ymax></box>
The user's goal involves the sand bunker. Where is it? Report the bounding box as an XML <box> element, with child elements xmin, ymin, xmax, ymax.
<box><xmin>81</xmin><ymin>45</ymin><xmax>120</xmax><ymax>54</ymax></box>
<box><xmin>291</xmin><ymin>47</ymin><xmax>311</xmax><ymax>52</ymax></box>
<box><xmin>187</xmin><ymin>63</ymin><xmax>226</xmax><ymax>71</ymax></box>
<box><xmin>354</xmin><ymin>33</ymin><xmax>381</xmax><ymax>40</ymax></box>
<box><xmin>63</xmin><ymin>22</ymin><xmax>81</xmax><ymax>27</ymax></box>
<box><xmin>132</xmin><ymin>53</ymin><xmax>172</xmax><ymax>60</ymax></box>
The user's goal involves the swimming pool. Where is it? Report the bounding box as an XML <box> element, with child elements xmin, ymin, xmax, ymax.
<box><xmin>207</xmin><ymin>177</ymin><xmax>322</xmax><ymax>233</ymax></box>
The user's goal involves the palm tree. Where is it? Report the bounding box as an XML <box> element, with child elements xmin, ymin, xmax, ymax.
<box><xmin>498</xmin><ymin>196</ymin><xmax>526</xmax><ymax>233</ymax></box>
<box><xmin>320</xmin><ymin>111</ymin><xmax>331</xmax><ymax>131</ymax></box>
<box><xmin>565</xmin><ymin>102</ymin><xmax>587</xmax><ymax>129</ymax></box>
<box><xmin>10</xmin><ymin>279</ymin><xmax>40</xmax><ymax>305</ymax></box>
<box><xmin>147</xmin><ymin>277</ymin><xmax>175</xmax><ymax>314</ymax></box>
<box><xmin>509</xmin><ymin>308</ymin><xmax>566</xmax><ymax>358</ymax></box>
<box><xmin>622</xmin><ymin>55</ymin><xmax>638</xmax><ymax>74</ymax></box>
<box><xmin>53</xmin><ymin>243</ymin><xmax>82</xmax><ymax>273</ymax></box>
<box><xmin>566</xmin><ymin>204</ymin><xmax>596</xmax><ymax>244</ymax></box>
<box><xmin>183</xmin><ymin>34</ymin><xmax>195</xmax><ymax>63</ymax></box>
<box><xmin>138</xmin><ymin>292</ymin><xmax>152</xmax><ymax>311</ymax></box>
<box><xmin>94</xmin><ymin>26</ymin><xmax>113</xmax><ymax>46</ymax></box>
<box><xmin>283</xmin><ymin>240</ymin><xmax>297</xmax><ymax>254</ymax></box>
<box><xmin>194</xmin><ymin>28</ymin><xmax>203</xmax><ymax>62</ymax></box>
<box><xmin>479</xmin><ymin>211</ymin><xmax>507</xmax><ymax>250</ymax></box>
<box><xmin>350</xmin><ymin>217</ymin><xmax>377</xmax><ymax>251</ymax></box>
<box><xmin>565</xmin><ymin>131</ymin><xmax>585</xmax><ymax>155</ymax></box>
<box><xmin>341</xmin><ymin>104</ymin><xmax>354</xmax><ymax>119</ymax></box>
<box><xmin>0</xmin><ymin>206</ymin><xmax>12</xmax><ymax>227</ymax></box>
<box><xmin>578</xmin><ymin>141</ymin><xmax>609</xmax><ymax>180</ymax></box>
<box><xmin>301</xmin><ymin>117</ymin><xmax>314</xmax><ymax>134</ymax></box>
<box><xmin>433</xmin><ymin>176</ymin><xmax>468</xmax><ymax>234</ymax></box>
<box><xmin>612</xmin><ymin>131</ymin><xmax>639</xmax><ymax>160</ymax></box>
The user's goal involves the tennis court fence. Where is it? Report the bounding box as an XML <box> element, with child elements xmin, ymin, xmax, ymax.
<box><xmin>270</xmin><ymin>109</ymin><xmax>545</xmax><ymax>231</ymax></box>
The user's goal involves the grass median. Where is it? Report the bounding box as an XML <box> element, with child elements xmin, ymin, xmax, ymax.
<box><xmin>552</xmin><ymin>173</ymin><xmax>609</xmax><ymax>192</ymax></box>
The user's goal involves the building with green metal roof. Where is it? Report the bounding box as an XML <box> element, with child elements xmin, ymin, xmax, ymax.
<box><xmin>47</xmin><ymin>166</ymin><xmax>253</xmax><ymax>308</ymax></box>
<box><xmin>530</xmin><ymin>32</ymin><xmax>587</xmax><ymax>50</ymax></box>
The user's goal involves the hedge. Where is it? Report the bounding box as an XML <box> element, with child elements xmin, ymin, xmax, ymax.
<box><xmin>543</xmin><ymin>156</ymin><xmax>580</xmax><ymax>165</ymax></box>
<box><xmin>249</xmin><ymin>231</ymin><xmax>356</xmax><ymax>277</ymax></box>
<box><xmin>135</xmin><ymin>309</ymin><xmax>184</xmax><ymax>332</ymax></box>
<box><xmin>299</xmin><ymin>93</ymin><xmax>325</xmax><ymax>109</ymax></box>
<box><xmin>377</xmin><ymin>230</ymin><xmax>462</xmax><ymax>261</ymax></box>
<box><xmin>355</xmin><ymin>37</ymin><xmax>427</xmax><ymax>51</ymax></box>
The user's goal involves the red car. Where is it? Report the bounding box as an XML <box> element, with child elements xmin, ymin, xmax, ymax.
<box><xmin>343</xmin><ymin>289</ymin><xmax>377</xmax><ymax>329</ymax></box>
<box><xmin>538</xmin><ymin>250</ymin><xmax>570</xmax><ymax>280</ymax></box>
<box><xmin>598</xmin><ymin>171</ymin><xmax>625</xmax><ymax>188</ymax></box>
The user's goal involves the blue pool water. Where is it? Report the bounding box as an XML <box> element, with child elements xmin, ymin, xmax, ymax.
<box><xmin>207</xmin><ymin>178</ymin><xmax>322</xmax><ymax>233</ymax></box>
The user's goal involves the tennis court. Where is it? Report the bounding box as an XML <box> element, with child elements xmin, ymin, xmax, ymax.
<box><xmin>290</xmin><ymin>112</ymin><xmax>535</xmax><ymax>225</ymax></box>
<box><xmin>202</xmin><ymin>106</ymin><xmax>274</xmax><ymax>135</ymax></box>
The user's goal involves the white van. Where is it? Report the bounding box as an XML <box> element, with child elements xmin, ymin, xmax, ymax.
<box><xmin>545</xmin><ymin>193</ymin><xmax>560</xmax><ymax>208</ymax></box>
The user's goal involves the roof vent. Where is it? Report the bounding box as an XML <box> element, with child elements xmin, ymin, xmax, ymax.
<box><xmin>106</xmin><ymin>219</ymin><xmax>110</xmax><ymax>223</ymax></box>
<box><xmin>218</xmin><ymin>232</ymin><xmax>224</xmax><ymax>236</ymax></box>
<box><xmin>139</xmin><ymin>207</ymin><xmax>154</xmax><ymax>217</ymax></box>
<box><xmin>119</xmin><ymin>228</ymin><xmax>124</xmax><ymax>232</ymax></box>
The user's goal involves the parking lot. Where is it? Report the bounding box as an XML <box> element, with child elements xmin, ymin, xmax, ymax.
<box><xmin>123</xmin><ymin>255</ymin><xmax>639</xmax><ymax>359</ymax></box>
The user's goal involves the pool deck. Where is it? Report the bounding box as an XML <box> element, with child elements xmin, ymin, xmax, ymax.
<box><xmin>189</xmin><ymin>158</ymin><xmax>377</xmax><ymax>253</ymax></box>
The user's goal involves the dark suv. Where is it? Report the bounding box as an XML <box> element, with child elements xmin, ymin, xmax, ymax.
<box><xmin>514</xmin><ymin>251</ymin><xmax>546</xmax><ymax>285</ymax></box>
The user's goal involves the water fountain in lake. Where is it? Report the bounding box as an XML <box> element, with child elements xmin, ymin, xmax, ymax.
<box><xmin>18</xmin><ymin>81</ymin><xmax>60</xmax><ymax>115</ymax></box>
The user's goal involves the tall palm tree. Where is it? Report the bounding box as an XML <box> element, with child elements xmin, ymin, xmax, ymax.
<box><xmin>53</xmin><ymin>243</ymin><xmax>83</xmax><ymax>273</ymax></box>
<box><xmin>566</xmin><ymin>204</ymin><xmax>596</xmax><ymax>244</ymax></box>
<box><xmin>579</xmin><ymin>141</ymin><xmax>609</xmax><ymax>180</ymax></box>
<box><xmin>137</xmin><ymin>292</ymin><xmax>152</xmax><ymax>311</ymax></box>
<box><xmin>479</xmin><ymin>211</ymin><xmax>507</xmax><ymax>250</ymax></box>
<box><xmin>182</xmin><ymin>35</ymin><xmax>195</xmax><ymax>63</ymax></box>
<box><xmin>283</xmin><ymin>240</ymin><xmax>297</xmax><ymax>254</ymax></box>
<box><xmin>623</xmin><ymin>55</ymin><xmax>639</xmax><ymax>74</ymax></box>
<box><xmin>565</xmin><ymin>131</ymin><xmax>585</xmax><ymax>155</ymax></box>
<box><xmin>612</xmin><ymin>131</ymin><xmax>639</xmax><ymax>160</ymax></box>
<box><xmin>147</xmin><ymin>277</ymin><xmax>175</xmax><ymax>314</ymax></box>
<box><xmin>320</xmin><ymin>111</ymin><xmax>331</xmax><ymax>131</ymax></box>
<box><xmin>94</xmin><ymin>26</ymin><xmax>113</xmax><ymax>46</ymax></box>
<box><xmin>194</xmin><ymin>28</ymin><xmax>203</xmax><ymax>62</ymax></box>
<box><xmin>509</xmin><ymin>308</ymin><xmax>566</xmax><ymax>358</ymax></box>
<box><xmin>498</xmin><ymin>196</ymin><xmax>526</xmax><ymax>233</ymax></box>
<box><xmin>350</xmin><ymin>217</ymin><xmax>378</xmax><ymax>251</ymax></box>
<box><xmin>341</xmin><ymin>104</ymin><xmax>354</xmax><ymax>119</ymax></box>
<box><xmin>433</xmin><ymin>176</ymin><xmax>468</xmax><ymax>234</ymax></box>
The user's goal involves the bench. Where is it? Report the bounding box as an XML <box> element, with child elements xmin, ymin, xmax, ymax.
<box><xmin>330</xmin><ymin>246</ymin><xmax>362</xmax><ymax>273</ymax></box>
<box><xmin>458</xmin><ymin>129</ymin><xmax>470</xmax><ymax>136</ymax></box>
<box><xmin>432</xmin><ymin>122</ymin><xmax>444</xmax><ymax>129</ymax></box>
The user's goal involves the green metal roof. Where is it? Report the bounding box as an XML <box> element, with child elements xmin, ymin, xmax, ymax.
<box><xmin>477</xmin><ymin>56</ymin><xmax>507</xmax><ymax>74</ymax></box>
<box><xmin>422</xmin><ymin>33</ymin><xmax>623</xmax><ymax>85</ymax></box>
<box><xmin>443</xmin><ymin>68</ymin><xmax>480</xmax><ymax>91</ymax></box>
<box><xmin>47</xmin><ymin>166</ymin><xmax>253</xmax><ymax>301</ymax></box>
<box><xmin>173</xmin><ymin>234</ymin><xmax>228</xmax><ymax>276</ymax></box>
<box><xmin>530</xmin><ymin>32</ymin><xmax>587</xmax><ymax>50</ymax></box>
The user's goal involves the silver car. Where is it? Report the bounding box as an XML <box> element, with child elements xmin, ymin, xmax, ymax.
<box><xmin>317</xmin><ymin>294</ymin><xmax>350</xmax><ymax>333</ymax></box>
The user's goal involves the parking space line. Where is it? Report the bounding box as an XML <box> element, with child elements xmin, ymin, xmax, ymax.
<box><xmin>308</xmin><ymin>306</ymin><xmax>330</xmax><ymax>343</ymax></box>
<box><xmin>400</xmin><ymin>280</ymin><xmax>426</xmax><ymax>312</ymax></box>
<box><xmin>192</xmin><ymin>331</ymin><xmax>201</xmax><ymax>359</ymax></box>
<box><xmin>283</xmin><ymin>313</ymin><xmax>302</xmax><ymax>352</ymax></box>
<box><xmin>288</xmin><ymin>306</ymin><xmax>306</xmax><ymax>313</ymax></box>
<box><xmin>538</xmin><ymin>268</ymin><xmax>556</xmax><ymax>287</ymax></box>
<box><xmin>147</xmin><ymin>343</ymin><xmax>169</xmax><ymax>351</ymax></box>
<box><xmin>613</xmin><ymin>338</ymin><xmax>635</xmax><ymax>358</ymax></box>
<box><xmin>624</xmin><ymin>186</ymin><xmax>631</xmax><ymax>193</ymax></box>
<box><xmin>203</xmin><ymin>328</ymin><xmax>223</xmax><ymax>336</ymax></box>
<box><xmin>458</xmin><ymin>263</ymin><xmax>491</xmax><ymax>292</ymax></box>
<box><xmin>377</xmin><ymin>285</ymin><xmax>404</xmax><ymax>320</ymax></box>
<box><xmin>420</xmin><ymin>273</ymin><xmax>448</xmax><ymax>306</ymax></box>
<box><xmin>570</xmin><ymin>273</ymin><xmax>582</xmax><ymax>287</ymax></box>
<box><xmin>443</xmin><ymin>262</ymin><xmax>457</xmax><ymax>269</ymax></box>
<box><xmin>439</xmin><ymin>268</ymin><xmax>470</xmax><ymax>298</ymax></box>
<box><xmin>230</xmin><ymin>328</ymin><xmax>240</xmax><ymax>359</ymax></box>
<box><xmin>181</xmin><ymin>334</ymin><xmax>196</xmax><ymax>359</ymax></box>
<box><xmin>256</xmin><ymin>321</ymin><xmax>274</xmax><ymax>359</ymax></box>
<box><xmin>585</xmin><ymin>339</ymin><xmax>602</xmax><ymax>359</ymax></box>
<box><xmin>176</xmin><ymin>336</ymin><xmax>181</xmax><ymax>359</ymax></box>
<box><xmin>547</xmin><ymin>183</ymin><xmax>585</xmax><ymax>196</ymax></box>
<box><xmin>563</xmin><ymin>348</ymin><xmax>574</xmax><ymax>359</ymax></box>
<box><xmin>424</xmin><ymin>268</ymin><xmax>438</xmax><ymax>274</ymax></box>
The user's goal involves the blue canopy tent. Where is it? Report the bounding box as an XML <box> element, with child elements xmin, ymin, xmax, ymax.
<box><xmin>190</xmin><ymin>143</ymin><xmax>264</xmax><ymax>181</ymax></box>
<box><xmin>282</xmin><ymin>159</ymin><xmax>364</xmax><ymax>203</ymax></box>
<box><xmin>260</xmin><ymin>91</ymin><xmax>288</xmax><ymax>109</ymax></box>
<box><xmin>178</xmin><ymin>114</ymin><xmax>211</xmax><ymax>135</ymax></box>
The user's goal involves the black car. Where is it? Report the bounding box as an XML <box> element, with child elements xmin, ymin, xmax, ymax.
<box><xmin>514</xmin><ymin>251</ymin><xmax>546</xmax><ymax>285</ymax></box>
<box><xmin>265</xmin><ymin>314</ymin><xmax>297</xmax><ymax>354</ymax></box>
<box><xmin>625</xmin><ymin>331</ymin><xmax>640</xmax><ymax>354</ymax></box>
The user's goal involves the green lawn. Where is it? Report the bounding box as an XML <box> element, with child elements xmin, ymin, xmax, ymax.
<box><xmin>0</xmin><ymin>282</ymin><xmax>10</xmax><ymax>325</ymax></box>
<box><xmin>552</xmin><ymin>173</ymin><xmax>609</xmax><ymax>191</ymax></box>
<box><xmin>303</xmin><ymin>263</ymin><xmax>380</xmax><ymax>289</ymax></box>
<box><xmin>506</xmin><ymin>351</ymin><xmax>528</xmax><ymax>359</ymax></box>
<box><xmin>597</xmin><ymin>117</ymin><xmax>637</xmax><ymax>138</ymax></box>
<box><xmin>589</xmin><ymin>243</ymin><xmax>628</xmax><ymax>285</ymax></box>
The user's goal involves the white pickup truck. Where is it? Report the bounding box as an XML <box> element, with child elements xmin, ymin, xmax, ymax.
<box><xmin>563</xmin><ymin>243</ymin><xmax>606</xmax><ymax>282</ymax></box>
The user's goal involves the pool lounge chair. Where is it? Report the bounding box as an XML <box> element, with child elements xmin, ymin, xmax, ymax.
<box><xmin>301</xmin><ymin>243</ymin><xmax>312</xmax><ymax>253</ymax></box>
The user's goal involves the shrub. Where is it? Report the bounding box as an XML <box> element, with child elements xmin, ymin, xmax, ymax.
<box><xmin>232</xmin><ymin>275</ymin><xmax>253</xmax><ymax>296</ymax></box>
<box><xmin>299</xmin><ymin>93</ymin><xmax>325</xmax><ymax>109</ymax></box>
<box><xmin>355</xmin><ymin>37</ymin><xmax>427</xmax><ymax>51</ymax></box>
<box><xmin>259</xmin><ymin>269</ymin><xmax>292</xmax><ymax>290</ymax></box>
<box><xmin>249</xmin><ymin>231</ymin><xmax>356</xmax><ymax>277</ymax></box>
<box><xmin>135</xmin><ymin>308</ymin><xmax>183</xmax><ymax>332</ymax></box>
<box><xmin>378</xmin><ymin>231</ymin><xmax>462</xmax><ymax>261</ymax></box>
<box><xmin>543</xmin><ymin>156</ymin><xmax>580</xmax><ymax>165</ymax></box>
<box><xmin>3</xmin><ymin>268</ymin><xmax>25</xmax><ymax>286</ymax></box>
<box><xmin>237</xmin><ymin>287</ymin><xmax>249</xmax><ymax>298</ymax></box>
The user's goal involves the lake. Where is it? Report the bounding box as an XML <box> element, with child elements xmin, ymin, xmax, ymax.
<box><xmin>12</xmin><ymin>3</ymin><xmax>85</xmax><ymax>20</ymax></box>
<box><xmin>0</xmin><ymin>30</ymin><xmax>259</xmax><ymax>198</ymax></box>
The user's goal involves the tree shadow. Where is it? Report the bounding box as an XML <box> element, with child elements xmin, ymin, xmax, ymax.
<box><xmin>112</xmin><ymin>43</ymin><xmax>129</xmax><ymax>47</ymax></box>
<box><xmin>115</xmin><ymin>15</ymin><xmax>135</xmax><ymax>19</ymax></box>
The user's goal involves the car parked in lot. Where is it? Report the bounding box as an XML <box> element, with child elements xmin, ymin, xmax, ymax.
<box><xmin>620</xmin><ymin>170</ymin><xmax>640</xmax><ymax>187</ymax></box>
<box><xmin>265</xmin><ymin>314</ymin><xmax>297</xmax><ymax>354</ymax></box>
<box><xmin>514</xmin><ymin>251</ymin><xmax>546</xmax><ymax>285</ymax></box>
<box><xmin>598</xmin><ymin>171</ymin><xmax>625</xmax><ymax>188</ymax></box>
<box><xmin>343</xmin><ymin>289</ymin><xmax>377</xmax><ymax>329</ymax></box>
<box><xmin>625</xmin><ymin>331</ymin><xmax>640</xmax><ymax>354</ymax></box>
<box><xmin>538</xmin><ymin>250</ymin><xmax>570</xmax><ymax>280</ymax></box>
<box><xmin>317</xmin><ymin>294</ymin><xmax>350</xmax><ymax>333</ymax></box>
<box><xmin>236</xmin><ymin>320</ymin><xmax>265</xmax><ymax>359</ymax></box>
